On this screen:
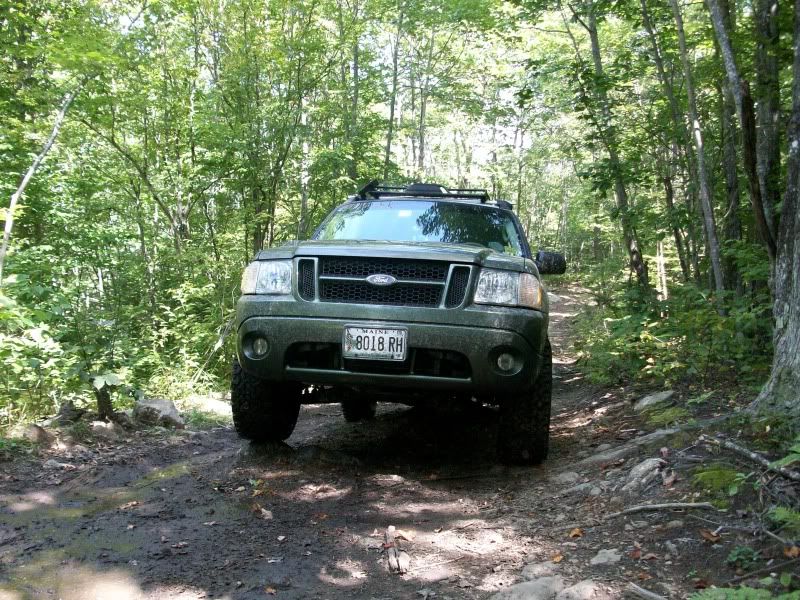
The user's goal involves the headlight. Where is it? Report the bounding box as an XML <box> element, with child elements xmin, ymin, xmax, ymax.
<box><xmin>474</xmin><ymin>269</ymin><xmax>543</xmax><ymax>309</ymax></box>
<box><xmin>240</xmin><ymin>260</ymin><xmax>293</xmax><ymax>295</ymax></box>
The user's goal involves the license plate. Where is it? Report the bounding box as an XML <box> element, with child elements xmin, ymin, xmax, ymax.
<box><xmin>342</xmin><ymin>326</ymin><xmax>407</xmax><ymax>361</ymax></box>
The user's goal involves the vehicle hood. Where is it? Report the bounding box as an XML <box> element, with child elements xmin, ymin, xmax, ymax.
<box><xmin>256</xmin><ymin>240</ymin><xmax>536</xmax><ymax>273</ymax></box>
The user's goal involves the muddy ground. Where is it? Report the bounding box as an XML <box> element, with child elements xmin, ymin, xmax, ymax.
<box><xmin>0</xmin><ymin>288</ymin><xmax>782</xmax><ymax>599</ymax></box>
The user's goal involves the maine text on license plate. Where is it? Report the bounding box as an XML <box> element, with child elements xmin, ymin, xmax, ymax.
<box><xmin>342</xmin><ymin>327</ymin><xmax>407</xmax><ymax>361</ymax></box>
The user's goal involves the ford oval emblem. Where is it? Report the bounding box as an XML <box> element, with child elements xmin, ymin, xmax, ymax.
<box><xmin>366</xmin><ymin>273</ymin><xmax>397</xmax><ymax>286</ymax></box>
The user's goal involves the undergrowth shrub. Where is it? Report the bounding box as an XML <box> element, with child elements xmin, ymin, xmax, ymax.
<box><xmin>573</xmin><ymin>278</ymin><xmax>772</xmax><ymax>387</ymax></box>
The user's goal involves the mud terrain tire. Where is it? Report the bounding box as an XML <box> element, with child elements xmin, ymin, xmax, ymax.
<box><xmin>341</xmin><ymin>398</ymin><xmax>377</xmax><ymax>422</ymax></box>
<box><xmin>497</xmin><ymin>339</ymin><xmax>552</xmax><ymax>465</ymax></box>
<box><xmin>231</xmin><ymin>361</ymin><xmax>301</xmax><ymax>442</ymax></box>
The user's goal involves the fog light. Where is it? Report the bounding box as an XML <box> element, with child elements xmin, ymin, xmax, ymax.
<box><xmin>497</xmin><ymin>353</ymin><xmax>515</xmax><ymax>372</ymax></box>
<box><xmin>252</xmin><ymin>337</ymin><xmax>269</xmax><ymax>357</ymax></box>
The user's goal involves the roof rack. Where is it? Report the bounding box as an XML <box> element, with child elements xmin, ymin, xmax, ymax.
<box><xmin>353</xmin><ymin>180</ymin><xmax>497</xmax><ymax>204</ymax></box>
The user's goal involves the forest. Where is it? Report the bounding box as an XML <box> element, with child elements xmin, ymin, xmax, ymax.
<box><xmin>1</xmin><ymin>0</ymin><xmax>799</xmax><ymax>427</ymax></box>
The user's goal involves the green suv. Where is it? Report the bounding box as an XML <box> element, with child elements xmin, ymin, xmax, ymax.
<box><xmin>233</xmin><ymin>182</ymin><xmax>565</xmax><ymax>464</ymax></box>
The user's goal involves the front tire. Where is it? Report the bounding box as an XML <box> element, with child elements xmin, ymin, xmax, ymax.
<box><xmin>497</xmin><ymin>339</ymin><xmax>552</xmax><ymax>465</ymax></box>
<box><xmin>231</xmin><ymin>361</ymin><xmax>301</xmax><ymax>442</ymax></box>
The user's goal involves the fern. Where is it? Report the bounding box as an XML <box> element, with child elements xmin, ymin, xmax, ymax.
<box><xmin>770</xmin><ymin>507</ymin><xmax>800</xmax><ymax>537</ymax></box>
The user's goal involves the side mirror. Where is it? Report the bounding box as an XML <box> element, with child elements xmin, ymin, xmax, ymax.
<box><xmin>535</xmin><ymin>250</ymin><xmax>566</xmax><ymax>275</ymax></box>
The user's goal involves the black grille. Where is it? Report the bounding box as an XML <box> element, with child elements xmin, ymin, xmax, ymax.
<box><xmin>445</xmin><ymin>266</ymin><xmax>471</xmax><ymax>308</ymax></box>
<box><xmin>298</xmin><ymin>259</ymin><xmax>315</xmax><ymax>300</ymax></box>
<box><xmin>319</xmin><ymin>281</ymin><xmax>442</xmax><ymax>307</ymax></box>
<box><xmin>319</xmin><ymin>257</ymin><xmax>448</xmax><ymax>281</ymax></box>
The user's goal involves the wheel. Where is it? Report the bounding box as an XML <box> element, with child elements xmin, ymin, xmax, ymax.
<box><xmin>497</xmin><ymin>339</ymin><xmax>552</xmax><ymax>465</ymax></box>
<box><xmin>231</xmin><ymin>360</ymin><xmax>301</xmax><ymax>442</ymax></box>
<box><xmin>341</xmin><ymin>397</ymin><xmax>377</xmax><ymax>422</ymax></box>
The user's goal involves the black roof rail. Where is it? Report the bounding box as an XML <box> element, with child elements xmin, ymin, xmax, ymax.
<box><xmin>353</xmin><ymin>181</ymin><xmax>495</xmax><ymax>204</ymax></box>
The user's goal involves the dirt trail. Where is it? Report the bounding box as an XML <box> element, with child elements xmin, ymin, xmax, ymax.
<box><xmin>1</xmin><ymin>288</ymin><xmax>712</xmax><ymax>599</ymax></box>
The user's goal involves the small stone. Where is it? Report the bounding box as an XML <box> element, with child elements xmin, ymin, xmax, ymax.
<box><xmin>133</xmin><ymin>398</ymin><xmax>185</xmax><ymax>429</ymax></box>
<box><xmin>595</xmin><ymin>444</ymin><xmax>612</xmax><ymax>452</ymax></box>
<box><xmin>91</xmin><ymin>421</ymin><xmax>122</xmax><ymax>440</ymax></box>
<box><xmin>665</xmin><ymin>541</ymin><xmax>678</xmax><ymax>557</ymax></box>
<box><xmin>633</xmin><ymin>390</ymin><xmax>675</xmax><ymax>413</ymax></box>
<box><xmin>562</xmin><ymin>483</ymin><xmax>594</xmax><ymax>496</ymax></box>
<box><xmin>521</xmin><ymin>562</ymin><xmax>558</xmax><ymax>580</ymax></box>
<box><xmin>631</xmin><ymin>521</ymin><xmax>648</xmax><ymax>529</ymax></box>
<box><xmin>665</xmin><ymin>520</ymin><xmax>684</xmax><ymax>530</ymax></box>
<box><xmin>489</xmin><ymin>576</ymin><xmax>565</xmax><ymax>600</ymax></box>
<box><xmin>552</xmin><ymin>472</ymin><xmax>581</xmax><ymax>485</ymax></box>
<box><xmin>23</xmin><ymin>424</ymin><xmax>54</xmax><ymax>445</ymax></box>
<box><xmin>556</xmin><ymin>581</ymin><xmax>614</xmax><ymax>600</ymax></box>
<box><xmin>622</xmin><ymin>458</ymin><xmax>665</xmax><ymax>493</ymax></box>
<box><xmin>589</xmin><ymin>487</ymin><xmax>602</xmax><ymax>496</ymax></box>
<box><xmin>589</xmin><ymin>549</ymin><xmax>621</xmax><ymax>566</ymax></box>
<box><xmin>54</xmin><ymin>400</ymin><xmax>85</xmax><ymax>424</ymax></box>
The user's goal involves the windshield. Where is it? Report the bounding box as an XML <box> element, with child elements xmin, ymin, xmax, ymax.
<box><xmin>314</xmin><ymin>200</ymin><xmax>525</xmax><ymax>256</ymax></box>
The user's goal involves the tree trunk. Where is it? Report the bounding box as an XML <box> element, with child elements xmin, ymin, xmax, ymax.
<box><xmin>383</xmin><ymin>8</ymin><xmax>404</xmax><ymax>181</ymax></box>
<box><xmin>662</xmin><ymin>174</ymin><xmax>690</xmax><ymax>282</ymax></box>
<box><xmin>671</xmin><ymin>0</ymin><xmax>726</xmax><ymax>300</ymax></box>
<box><xmin>752</xmin><ymin>0</ymin><xmax>800</xmax><ymax>414</ymax></box>
<box><xmin>584</xmin><ymin>5</ymin><xmax>649</xmax><ymax>287</ymax></box>
<box><xmin>0</xmin><ymin>87</ymin><xmax>79</xmax><ymax>285</ymax></box>
<box><xmin>754</xmin><ymin>0</ymin><xmax>781</xmax><ymax>242</ymax></box>
<box><xmin>707</xmin><ymin>0</ymin><xmax>778</xmax><ymax>260</ymax></box>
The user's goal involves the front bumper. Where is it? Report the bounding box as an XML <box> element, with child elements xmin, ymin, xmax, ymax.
<box><xmin>236</xmin><ymin>298</ymin><xmax>547</xmax><ymax>395</ymax></box>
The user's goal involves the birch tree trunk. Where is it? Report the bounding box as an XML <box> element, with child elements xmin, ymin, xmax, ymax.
<box><xmin>671</xmin><ymin>0</ymin><xmax>726</xmax><ymax>300</ymax></box>
<box><xmin>0</xmin><ymin>86</ymin><xmax>79</xmax><ymax>286</ymax></box>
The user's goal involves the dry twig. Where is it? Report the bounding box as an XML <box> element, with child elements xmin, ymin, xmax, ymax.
<box><xmin>699</xmin><ymin>435</ymin><xmax>800</xmax><ymax>482</ymax></box>
<box><xmin>606</xmin><ymin>502</ymin><xmax>718</xmax><ymax>519</ymax></box>
<box><xmin>725</xmin><ymin>557</ymin><xmax>800</xmax><ymax>585</ymax></box>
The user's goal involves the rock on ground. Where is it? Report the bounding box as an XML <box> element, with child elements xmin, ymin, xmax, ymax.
<box><xmin>621</xmin><ymin>457</ymin><xmax>666</xmax><ymax>493</ymax></box>
<box><xmin>555</xmin><ymin>581</ymin><xmax>614</xmax><ymax>600</ymax></box>
<box><xmin>22</xmin><ymin>424</ymin><xmax>54</xmax><ymax>445</ymax></box>
<box><xmin>589</xmin><ymin>549</ymin><xmax>621</xmax><ymax>566</ymax></box>
<box><xmin>522</xmin><ymin>562</ymin><xmax>558</xmax><ymax>580</ymax></box>
<box><xmin>489</xmin><ymin>576</ymin><xmax>566</xmax><ymax>600</ymax></box>
<box><xmin>133</xmin><ymin>398</ymin><xmax>185</xmax><ymax>429</ymax></box>
<box><xmin>633</xmin><ymin>390</ymin><xmax>675</xmax><ymax>413</ymax></box>
<box><xmin>551</xmin><ymin>471</ymin><xmax>581</xmax><ymax>485</ymax></box>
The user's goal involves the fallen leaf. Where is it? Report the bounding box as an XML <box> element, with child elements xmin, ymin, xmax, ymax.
<box><xmin>784</xmin><ymin>545</ymin><xmax>800</xmax><ymax>558</ymax></box>
<box><xmin>235</xmin><ymin>486</ymin><xmax>245</xmax><ymax>492</ymax></box>
<box><xmin>434</xmin><ymin>527</ymin><xmax>443</xmax><ymax>533</ymax></box>
<box><xmin>265</xmin><ymin>586</ymin><xmax>277</xmax><ymax>595</ymax></box>
<box><xmin>637</xmin><ymin>572</ymin><xmax>652</xmax><ymax>581</ymax></box>
<box><xmin>699</xmin><ymin>528</ymin><xmax>721</xmax><ymax>544</ymax></box>
<box><xmin>661</xmin><ymin>471</ymin><xmax>678</xmax><ymax>487</ymax></box>
<box><xmin>119</xmin><ymin>501</ymin><xmax>139</xmax><ymax>510</ymax></box>
<box><xmin>277</xmin><ymin>535</ymin><xmax>286</xmax><ymax>542</ymax></box>
<box><xmin>171</xmin><ymin>541</ymin><xmax>188</xmax><ymax>549</ymax></box>
<box><xmin>642</xmin><ymin>552</ymin><xmax>658</xmax><ymax>561</ymax></box>
<box><xmin>203</xmin><ymin>521</ymin><xmax>217</xmax><ymax>526</ymax></box>
<box><xmin>126</xmin><ymin>524</ymin><xmax>135</xmax><ymax>530</ymax></box>
<box><xmin>568</xmin><ymin>528</ymin><xmax>583</xmax><ymax>538</ymax></box>
<box><xmin>693</xmin><ymin>579</ymin><xmax>710</xmax><ymax>589</ymax></box>
<box><xmin>252</xmin><ymin>489</ymin><xmax>265</xmax><ymax>497</ymax></box>
<box><xmin>659</xmin><ymin>447</ymin><xmax>670</xmax><ymax>458</ymax></box>
<box><xmin>551</xmin><ymin>552</ymin><xmax>564</xmax><ymax>563</ymax></box>
<box><xmin>629</xmin><ymin>547</ymin><xmax>642</xmax><ymax>560</ymax></box>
